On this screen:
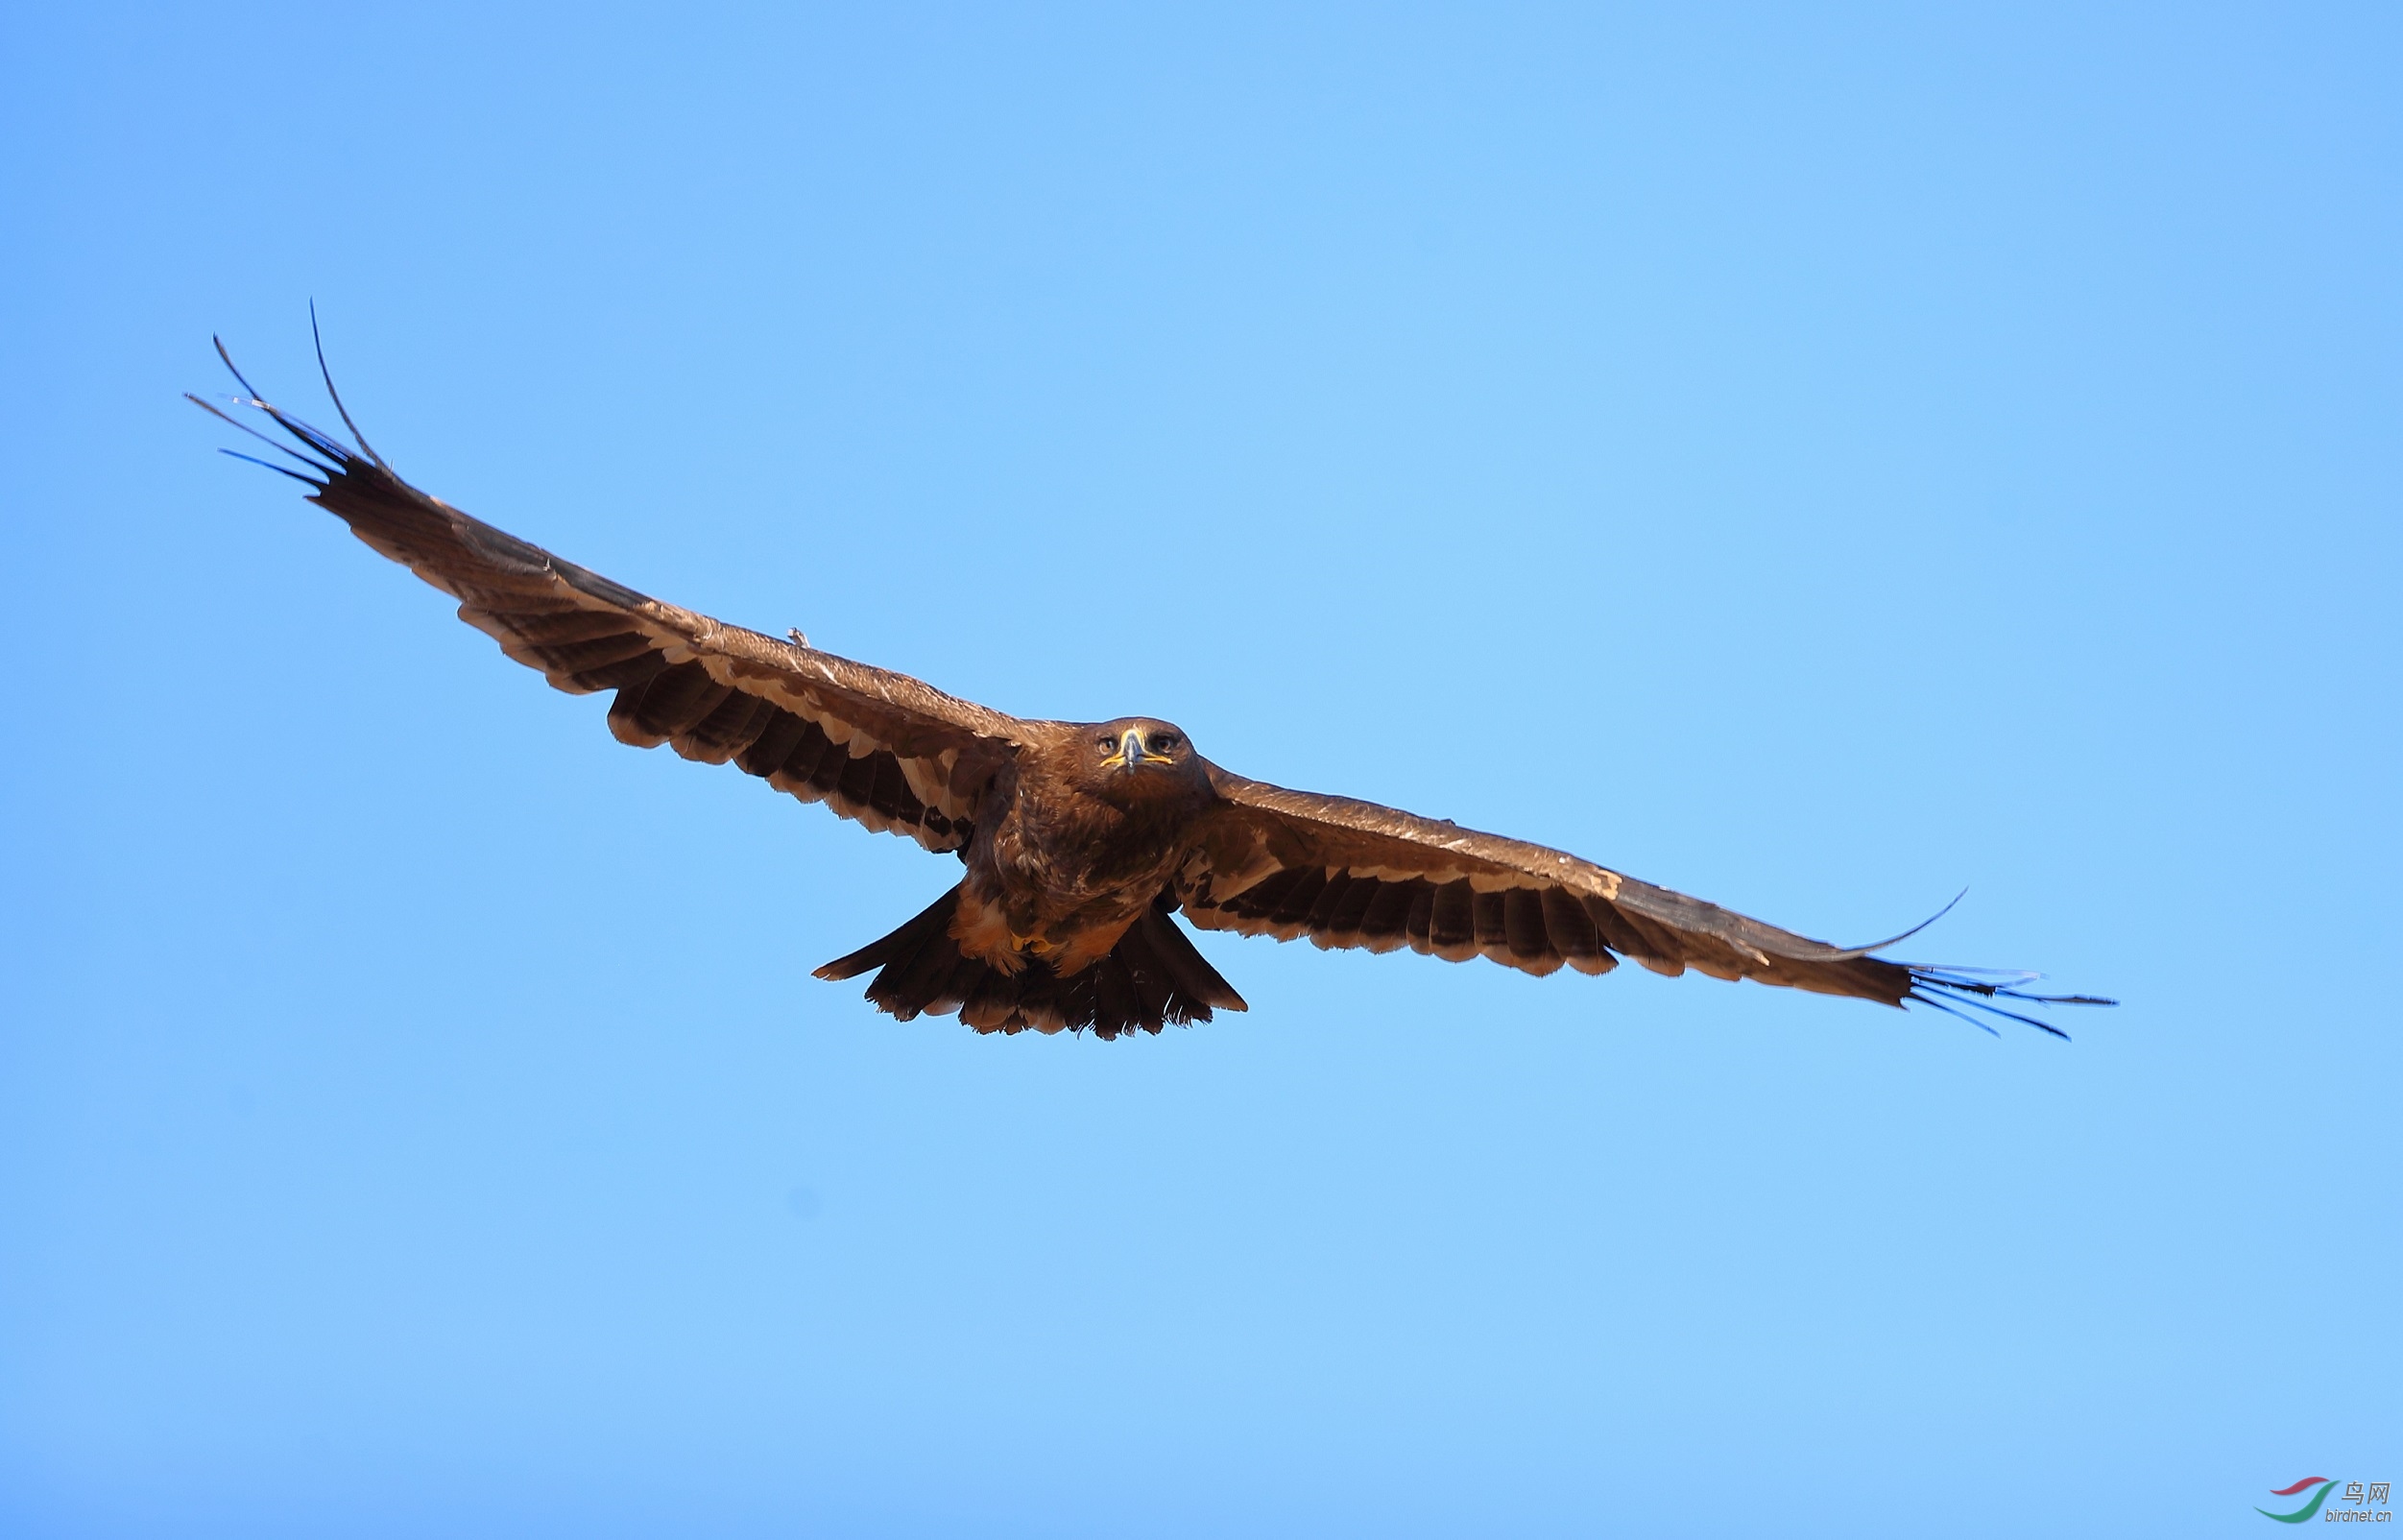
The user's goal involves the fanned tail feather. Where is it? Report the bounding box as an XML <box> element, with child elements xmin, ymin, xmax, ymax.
<box><xmin>815</xmin><ymin>887</ymin><xmax>1248</xmax><ymax>1040</ymax></box>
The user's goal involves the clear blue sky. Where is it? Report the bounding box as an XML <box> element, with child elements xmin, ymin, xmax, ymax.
<box><xmin>3</xmin><ymin>4</ymin><xmax>2395</xmax><ymax>1535</ymax></box>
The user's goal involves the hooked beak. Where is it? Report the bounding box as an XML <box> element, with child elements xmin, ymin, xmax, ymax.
<box><xmin>1103</xmin><ymin>728</ymin><xmax>1171</xmax><ymax>773</ymax></box>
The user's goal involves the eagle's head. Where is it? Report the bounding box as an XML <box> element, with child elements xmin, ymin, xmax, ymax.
<box><xmin>1083</xmin><ymin>717</ymin><xmax>1208</xmax><ymax>803</ymax></box>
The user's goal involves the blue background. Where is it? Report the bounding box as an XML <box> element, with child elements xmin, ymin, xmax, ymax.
<box><xmin>3</xmin><ymin>4</ymin><xmax>2395</xmax><ymax>1534</ymax></box>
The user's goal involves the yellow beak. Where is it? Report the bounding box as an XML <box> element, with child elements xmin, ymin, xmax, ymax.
<box><xmin>1102</xmin><ymin>728</ymin><xmax>1173</xmax><ymax>772</ymax></box>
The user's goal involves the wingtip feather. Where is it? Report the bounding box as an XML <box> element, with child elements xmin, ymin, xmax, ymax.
<box><xmin>1903</xmin><ymin>965</ymin><xmax>2113</xmax><ymax>1040</ymax></box>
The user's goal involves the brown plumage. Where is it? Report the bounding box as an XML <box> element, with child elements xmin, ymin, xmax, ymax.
<box><xmin>193</xmin><ymin>340</ymin><xmax>2112</xmax><ymax>1041</ymax></box>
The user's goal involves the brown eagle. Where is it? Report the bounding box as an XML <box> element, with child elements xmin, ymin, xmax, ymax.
<box><xmin>194</xmin><ymin>341</ymin><xmax>2110</xmax><ymax>1041</ymax></box>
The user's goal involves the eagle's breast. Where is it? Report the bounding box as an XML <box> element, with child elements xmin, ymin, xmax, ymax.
<box><xmin>952</xmin><ymin>746</ymin><xmax>1214</xmax><ymax>973</ymax></box>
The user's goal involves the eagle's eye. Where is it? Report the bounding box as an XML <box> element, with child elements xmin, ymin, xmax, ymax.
<box><xmin>1151</xmin><ymin>734</ymin><xmax>1180</xmax><ymax>753</ymax></box>
<box><xmin>1097</xmin><ymin>735</ymin><xmax>1117</xmax><ymax>752</ymax></box>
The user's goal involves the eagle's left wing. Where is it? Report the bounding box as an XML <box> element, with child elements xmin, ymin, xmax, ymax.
<box><xmin>1176</xmin><ymin>766</ymin><xmax>2108</xmax><ymax>1033</ymax></box>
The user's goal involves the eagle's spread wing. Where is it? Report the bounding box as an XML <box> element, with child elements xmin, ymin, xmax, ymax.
<box><xmin>1178</xmin><ymin>768</ymin><xmax>2106</xmax><ymax>1033</ymax></box>
<box><xmin>193</xmin><ymin>351</ymin><xmax>1021</xmax><ymax>851</ymax></box>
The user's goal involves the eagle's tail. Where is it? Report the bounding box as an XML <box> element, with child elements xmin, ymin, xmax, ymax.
<box><xmin>814</xmin><ymin>887</ymin><xmax>1248</xmax><ymax>1039</ymax></box>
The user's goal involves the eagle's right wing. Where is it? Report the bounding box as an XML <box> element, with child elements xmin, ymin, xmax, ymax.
<box><xmin>193</xmin><ymin>348</ymin><xmax>1023</xmax><ymax>853</ymax></box>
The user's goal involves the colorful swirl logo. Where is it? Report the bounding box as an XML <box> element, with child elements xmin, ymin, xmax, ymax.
<box><xmin>2260</xmin><ymin>1478</ymin><xmax>2338</xmax><ymax>1524</ymax></box>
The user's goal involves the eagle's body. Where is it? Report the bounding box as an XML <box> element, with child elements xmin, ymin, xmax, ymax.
<box><xmin>194</xmin><ymin>343</ymin><xmax>2109</xmax><ymax>1040</ymax></box>
<box><xmin>839</xmin><ymin>717</ymin><xmax>1251</xmax><ymax>1032</ymax></box>
<box><xmin>955</xmin><ymin>722</ymin><xmax>1216</xmax><ymax>975</ymax></box>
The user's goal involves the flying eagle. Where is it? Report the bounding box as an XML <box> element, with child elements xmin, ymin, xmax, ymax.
<box><xmin>193</xmin><ymin>340</ymin><xmax>2111</xmax><ymax>1041</ymax></box>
